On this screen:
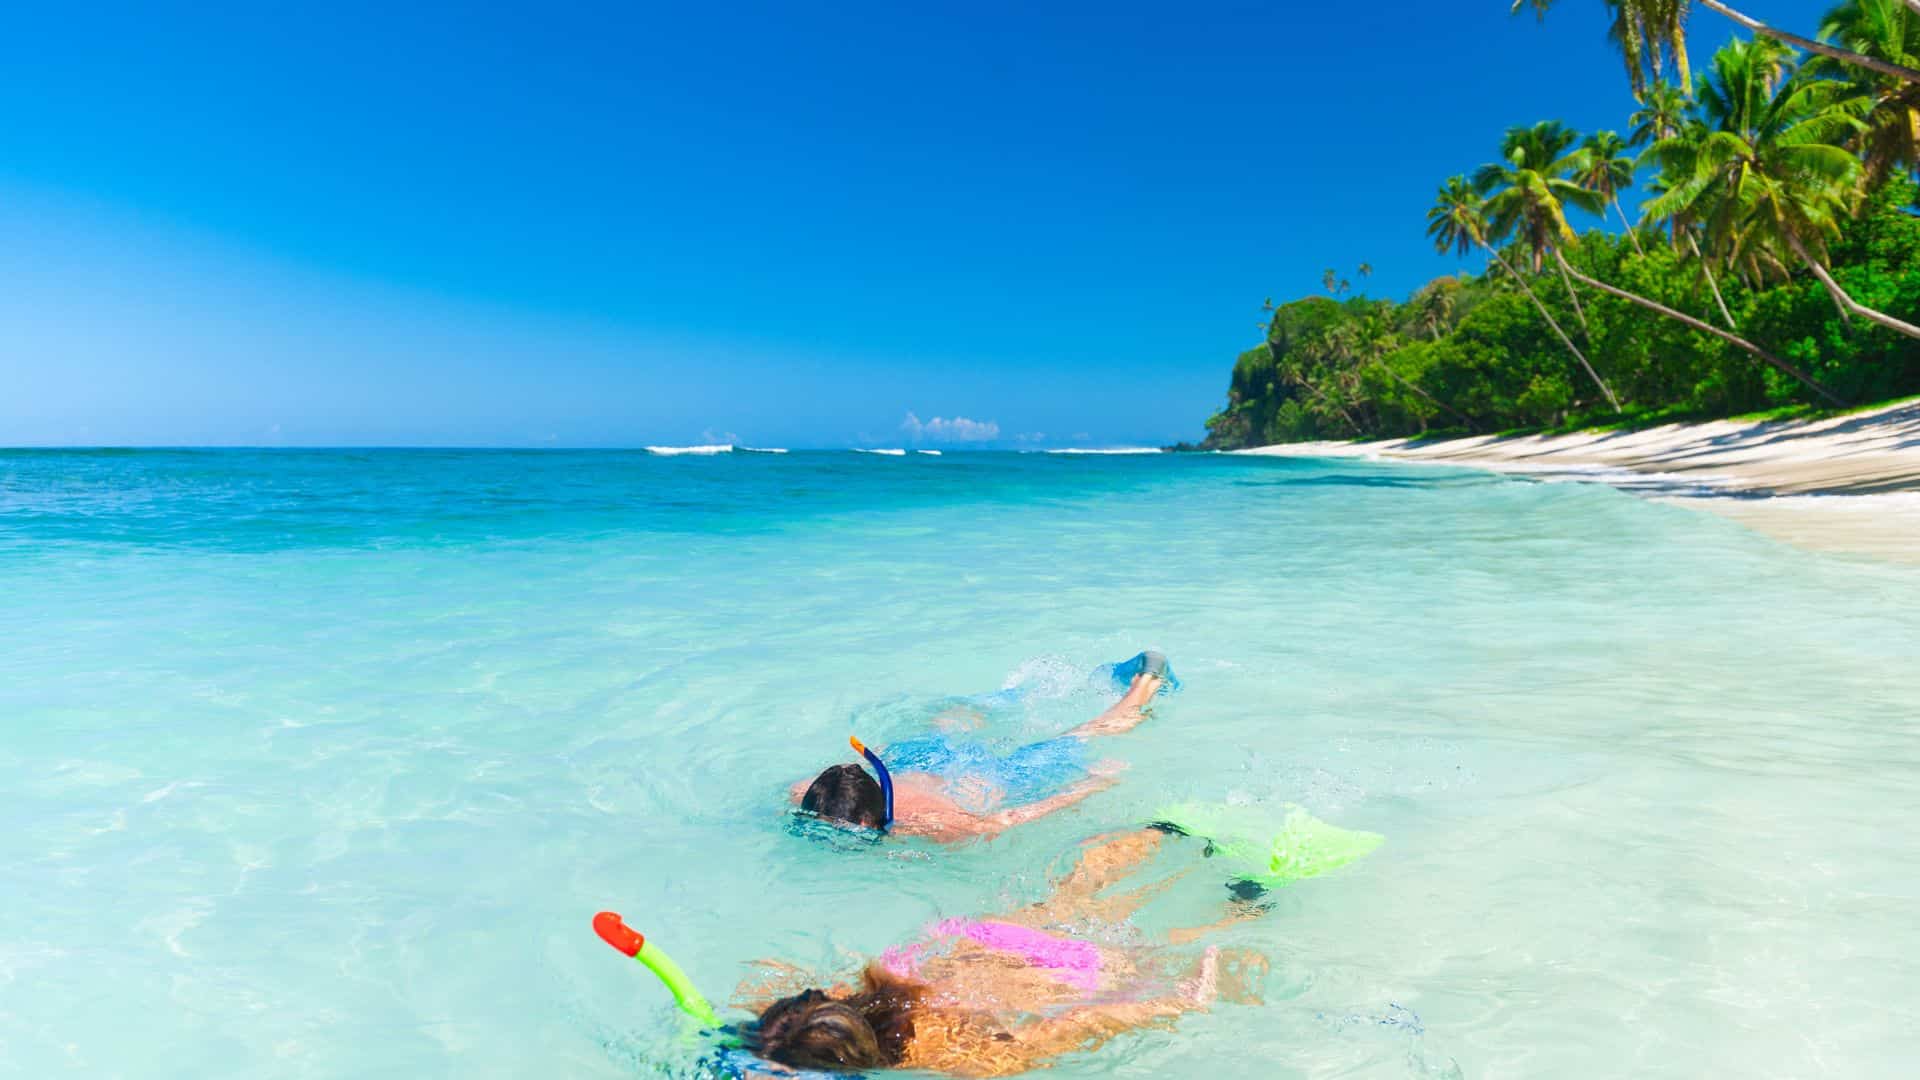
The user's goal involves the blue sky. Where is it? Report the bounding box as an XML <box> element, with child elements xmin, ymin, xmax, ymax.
<box><xmin>0</xmin><ymin>1</ymin><xmax>1809</xmax><ymax>447</ymax></box>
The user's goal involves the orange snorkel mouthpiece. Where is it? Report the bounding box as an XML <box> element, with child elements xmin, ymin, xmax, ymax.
<box><xmin>594</xmin><ymin>910</ymin><xmax>645</xmax><ymax>958</ymax></box>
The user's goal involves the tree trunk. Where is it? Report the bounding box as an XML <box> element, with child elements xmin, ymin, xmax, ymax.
<box><xmin>1787</xmin><ymin>232</ymin><xmax>1920</xmax><ymax>341</ymax></box>
<box><xmin>1612</xmin><ymin>196</ymin><xmax>1647</xmax><ymax>256</ymax></box>
<box><xmin>1686</xmin><ymin>233</ymin><xmax>1737</xmax><ymax>331</ymax></box>
<box><xmin>1315</xmin><ymin>382</ymin><xmax>1362</xmax><ymax>436</ymax></box>
<box><xmin>1372</xmin><ymin>358</ymin><xmax>1477</xmax><ymax>432</ymax></box>
<box><xmin>1555</xmin><ymin>250</ymin><xmax>1844</xmax><ymax>406</ymax></box>
<box><xmin>1554</xmin><ymin>254</ymin><xmax>1592</xmax><ymax>333</ymax></box>
<box><xmin>1487</xmin><ymin>246</ymin><xmax>1621</xmax><ymax>412</ymax></box>
<box><xmin>1698</xmin><ymin>1</ymin><xmax>1920</xmax><ymax>86</ymax></box>
<box><xmin>1428</xmin><ymin>324</ymin><xmax>1442</xmax><ymax>342</ymax></box>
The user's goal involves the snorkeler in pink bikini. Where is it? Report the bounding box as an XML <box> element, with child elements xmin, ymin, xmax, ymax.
<box><xmin>736</xmin><ymin>828</ymin><xmax>1267</xmax><ymax>1076</ymax></box>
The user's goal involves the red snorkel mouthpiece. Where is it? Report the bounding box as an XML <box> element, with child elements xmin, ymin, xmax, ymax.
<box><xmin>594</xmin><ymin>911</ymin><xmax>645</xmax><ymax>958</ymax></box>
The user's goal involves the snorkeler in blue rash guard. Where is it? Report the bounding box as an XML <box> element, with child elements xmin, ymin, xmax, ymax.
<box><xmin>788</xmin><ymin>652</ymin><xmax>1175</xmax><ymax>843</ymax></box>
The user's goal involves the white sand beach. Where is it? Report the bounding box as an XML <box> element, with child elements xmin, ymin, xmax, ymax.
<box><xmin>1238</xmin><ymin>397</ymin><xmax>1920</xmax><ymax>563</ymax></box>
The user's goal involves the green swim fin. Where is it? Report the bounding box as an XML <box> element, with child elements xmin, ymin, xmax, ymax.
<box><xmin>1153</xmin><ymin>802</ymin><xmax>1383</xmax><ymax>886</ymax></box>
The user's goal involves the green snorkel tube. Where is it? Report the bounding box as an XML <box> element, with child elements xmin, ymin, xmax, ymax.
<box><xmin>593</xmin><ymin>911</ymin><xmax>724</xmax><ymax>1029</ymax></box>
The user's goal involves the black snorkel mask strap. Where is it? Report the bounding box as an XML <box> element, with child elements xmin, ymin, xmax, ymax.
<box><xmin>848</xmin><ymin>736</ymin><xmax>894</xmax><ymax>830</ymax></box>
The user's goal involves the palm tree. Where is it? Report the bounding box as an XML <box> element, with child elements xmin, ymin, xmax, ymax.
<box><xmin>1637</xmin><ymin>117</ymin><xmax>1742</xmax><ymax>328</ymax></box>
<box><xmin>1628</xmin><ymin>80</ymin><xmax>1694</xmax><ymax>147</ymax></box>
<box><xmin>1474</xmin><ymin>121</ymin><xmax>1605</xmax><ymax>334</ymax></box>
<box><xmin>1455</xmin><ymin>64</ymin><xmax>1837</xmax><ymax>402</ymax></box>
<box><xmin>1646</xmin><ymin>37</ymin><xmax>1920</xmax><ymax>340</ymax></box>
<box><xmin>1426</xmin><ymin>175</ymin><xmax>1620</xmax><ymax>412</ymax></box>
<box><xmin>1321</xmin><ymin>268</ymin><xmax>1350</xmax><ymax>296</ymax></box>
<box><xmin>1358</xmin><ymin>262</ymin><xmax>1374</xmax><ymax>281</ymax></box>
<box><xmin>1816</xmin><ymin>0</ymin><xmax>1920</xmax><ymax>186</ymax></box>
<box><xmin>1630</xmin><ymin>82</ymin><xmax>1729</xmax><ymax>316</ymax></box>
<box><xmin>1515</xmin><ymin>0</ymin><xmax>1691</xmax><ymax>95</ymax></box>
<box><xmin>1573</xmin><ymin>130</ymin><xmax>1648</xmax><ymax>254</ymax></box>
<box><xmin>1518</xmin><ymin>0</ymin><xmax>1920</xmax><ymax>87</ymax></box>
<box><xmin>1414</xmin><ymin>279</ymin><xmax>1458</xmax><ymax>341</ymax></box>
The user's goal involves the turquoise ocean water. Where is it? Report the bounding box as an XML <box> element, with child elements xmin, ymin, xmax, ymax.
<box><xmin>5</xmin><ymin>449</ymin><xmax>1920</xmax><ymax>1078</ymax></box>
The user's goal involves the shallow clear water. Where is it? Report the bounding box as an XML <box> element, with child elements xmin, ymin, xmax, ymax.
<box><xmin>4</xmin><ymin>449</ymin><xmax>1919</xmax><ymax>1079</ymax></box>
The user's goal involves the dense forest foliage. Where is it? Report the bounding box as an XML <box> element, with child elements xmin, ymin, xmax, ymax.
<box><xmin>1202</xmin><ymin>1</ymin><xmax>1920</xmax><ymax>449</ymax></box>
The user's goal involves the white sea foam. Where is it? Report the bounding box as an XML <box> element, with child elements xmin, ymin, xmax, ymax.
<box><xmin>853</xmin><ymin>448</ymin><xmax>907</xmax><ymax>456</ymax></box>
<box><xmin>997</xmin><ymin>655</ymin><xmax>1084</xmax><ymax>699</ymax></box>
<box><xmin>916</xmin><ymin>450</ymin><xmax>943</xmax><ymax>456</ymax></box>
<box><xmin>644</xmin><ymin>444</ymin><xmax>733</xmax><ymax>456</ymax></box>
<box><xmin>737</xmin><ymin>447</ymin><xmax>788</xmax><ymax>454</ymax></box>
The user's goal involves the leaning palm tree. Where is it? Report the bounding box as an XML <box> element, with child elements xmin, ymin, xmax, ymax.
<box><xmin>1426</xmin><ymin>175</ymin><xmax>1620</xmax><ymax>412</ymax></box>
<box><xmin>1474</xmin><ymin>121</ymin><xmax>1605</xmax><ymax>335</ymax></box>
<box><xmin>1573</xmin><ymin>130</ymin><xmax>1648</xmax><ymax>254</ymax></box>
<box><xmin>1647</xmin><ymin>37</ymin><xmax>1920</xmax><ymax>340</ymax></box>
<box><xmin>1549</xmin><ymin>236</ymin><xmax>1842</xmax><ymax>404</ymax></box>
<box><xmin>1517</xmin><ymin>0</ymin><xmax>1920</xmax><ymax>87</ymax></box>
<box><xmin>1815</xmin><ymin>0</ymin><xmax>1920</xmax><ymax>186</ymax></box>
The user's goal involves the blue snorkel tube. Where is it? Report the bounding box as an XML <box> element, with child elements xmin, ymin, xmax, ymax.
<box><xmin>849</xmin><ymin>736</ymin><xmax>894</xmax><ymax>829</ymax></box>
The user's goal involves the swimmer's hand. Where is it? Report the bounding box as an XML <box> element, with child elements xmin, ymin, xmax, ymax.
<box><xmin>1177</xmin><ymin>947</ymin><xmax>1220</xmax><ymax>1008</ymax></box>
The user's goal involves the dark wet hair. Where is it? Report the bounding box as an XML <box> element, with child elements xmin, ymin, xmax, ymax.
<box><xmin>745</xmin><ymin>965</ymin><xmax>918</xmax><ymax>1071</ymax></box>
<box><xmin>801</xmin><ymin>763</ymin><xmax>886</xmax><ymax>829</ymax></box>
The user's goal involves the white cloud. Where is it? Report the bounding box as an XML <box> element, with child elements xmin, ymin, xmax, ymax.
<box><xmin>901</xmin><ymin>411</ymin><xmax>1000</xmax><ymax>444</ymax></box>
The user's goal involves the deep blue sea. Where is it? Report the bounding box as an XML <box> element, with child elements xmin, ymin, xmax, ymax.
<box><xmin>5</xmin><ymin>449</ymin><xmax>1920</xmax><ymax>1078</ymax></box>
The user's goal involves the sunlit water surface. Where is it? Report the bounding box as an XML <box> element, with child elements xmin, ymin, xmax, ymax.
<box><xmin>4</xmin><ymin>449</ymin><xmax>1918</xmax><ymax>1079</ymax></box>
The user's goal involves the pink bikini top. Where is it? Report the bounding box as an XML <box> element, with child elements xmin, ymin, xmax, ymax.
<box><xmin>880</xmin><ymin>918</ymin><xmax>1103</xmax><ymax>992</ymax></box>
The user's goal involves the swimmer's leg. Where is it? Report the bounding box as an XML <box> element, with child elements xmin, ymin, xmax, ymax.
<box><xmin>1164</xmin><ymin>883</ymin><xmax>1276</xmax><ymax>945</ymax></box>
<box><xmin>1061</xmin><ymin>664</ymin><xmax>1165</xmax><ymax>740</ymax></box>
<box><xmin>1164</xmin><ymin>904</ymin><xmax>1269</xmax><ymax>945</ymax></box>
<box><xmin>1079</xmin><ymin>863</ymin><xmax>1198</xmax><ymax>924</ymax></box>
<box><xmin>1020</xmin><ymin>828</ymin><xmax>1168</xmax><ymax>923</ymax></box>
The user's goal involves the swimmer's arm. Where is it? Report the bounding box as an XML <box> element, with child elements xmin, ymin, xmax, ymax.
<box><xmin>975</xmin><ymin>773</ymin><xmax>1119</xmax><ymax>837</ymax></box>
<box><xmin>891</xmin><ymin>781</ymin><xmax>1112</xmax><ymax>841</ymax></box>
<box><xmin>999</xmin><ymin>995</ymin><xmax>1195</xmax><ymax>1063</ymax></box>
<box><xmin>889</xmin><ymin>772</ymin><xmax>1116</xmax><ymax>842</ymax></box>
<box><xmin>1004</xmin><ymin>943</ymin><xmax>1217</xmax><ymax>1062</ymax></box>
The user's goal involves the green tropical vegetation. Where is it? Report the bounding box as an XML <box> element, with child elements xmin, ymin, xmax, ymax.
<box><xmin>1200</xmin><ymin>0</ymin><xmax>1920</xmax><ymax>449</ymax></box>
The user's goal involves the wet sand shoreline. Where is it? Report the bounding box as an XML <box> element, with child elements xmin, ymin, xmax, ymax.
<box><xmin>1236</xmin><ymin>398</ymin><xmax>1920</xmax><ymax>563</ymax></box>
